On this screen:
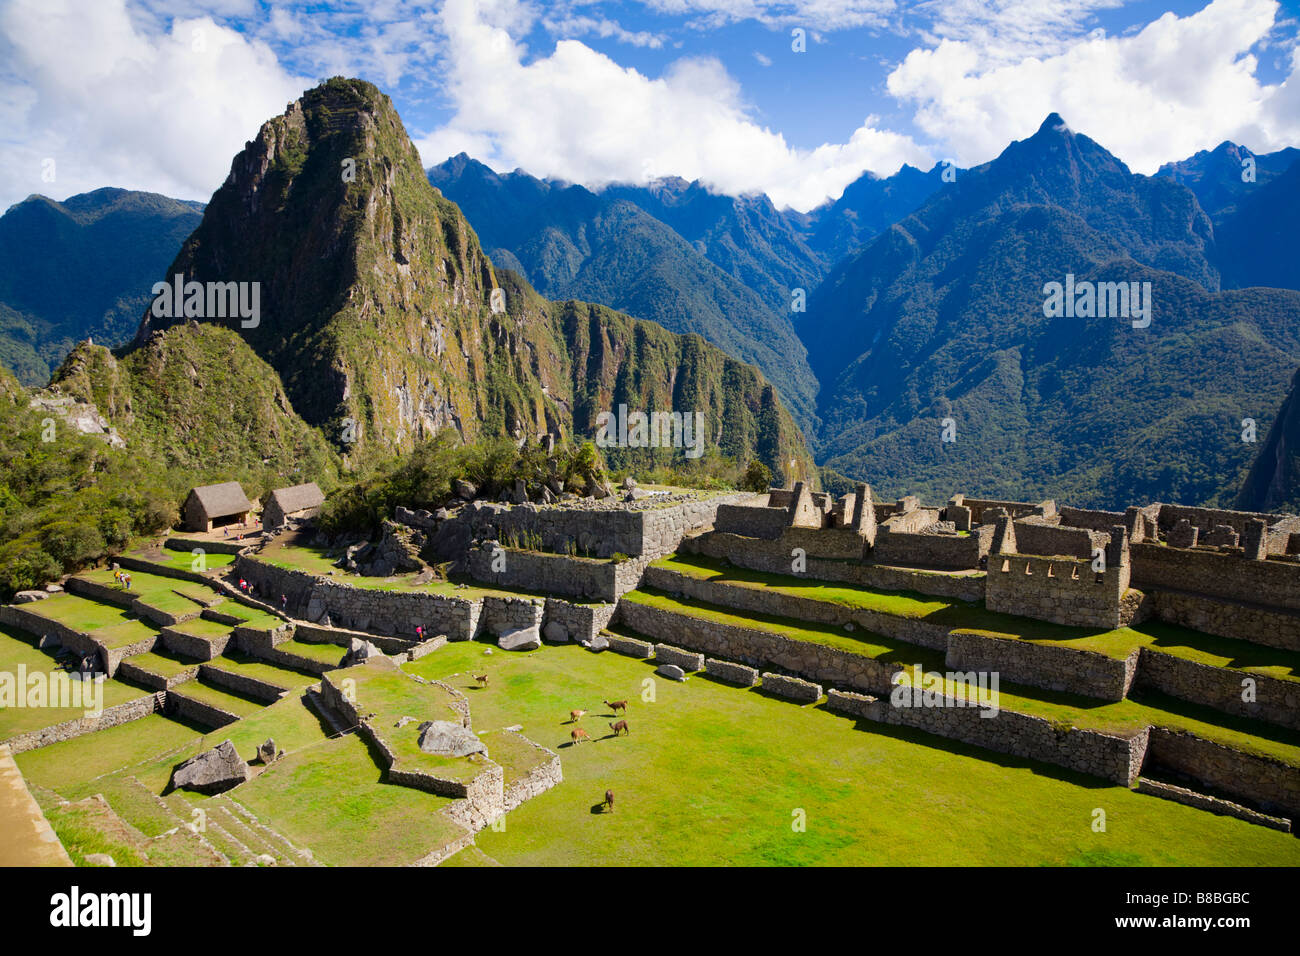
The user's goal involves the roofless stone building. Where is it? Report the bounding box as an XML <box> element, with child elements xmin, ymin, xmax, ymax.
<box><xmin>182</xmin><ymin>481</ymin><xmax>253</xmax><ymax>532</ymax></box>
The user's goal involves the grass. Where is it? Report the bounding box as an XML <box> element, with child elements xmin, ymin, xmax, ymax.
<box><xmin>334</xmin><ymin>661</ymin><xmax>483</xmax><ymax>784</ymax></box>
<box><xmin>170</xmin><ymin>681</ymin><xmax>267</xmax><ymax>720</ymax></box>
<box><xmin>274</xmin><ymin>638</ymin><xmax>345</xmax><ymax>666</ymax></box>
<box><xmin>402</xmin><ymin>641</ymin><xmax>1300</xmax><ymax>866</ymax></box>
<box><xmin>653</xmin><ymin>553</ymin><xmax>1300</xmax><ymax>680</ymax></box>
<box><xmin>15</xmin><ymin>713</ymin><xmax>202</xmax><ymax>794</ymax></box>
<box><xmin>623</xmin><ymin>586</ymin><xmax>948</xmax><ymax>668</ymax></box>
<box><xmin>165</xmin><ymin>618</ymin><xmax>235</xmax><ymax>642</ymax></box>
<box><xmin>0</xmin><ymin>627</ymin><xmax>145</xmax><ymax>736</ymax></box>
<box><xmin>17</xmin><ymin>593</ymin><xmax>134</xmax><ymax>631</ymax></box>
<box><xmin>126</xmin><ymin>548</ymin><xmax>235</xmax><ymax>573</ymax></box>
<box><xmin>230</xmin><ymin>731</ymin><xmax>465</xmax><ymax>866</ymax></box>
<box><xmin>623</xmin><ymin>586</ymin><xmax>1300</xmax><ymax>767</ymax></box>
<box><xmin>202</xmin><ymin>653</ymin><xmax>320</xmax><ymax>692</ymax></box>
<box><xmin>119</xmin><ymin>650</ymin><xmax>200</xmax><ymax>682</ymax></box>
<box><xmin>250</xmin><ymin>546</ymin><xmax>526</xmax><ymax>601</ymax></box>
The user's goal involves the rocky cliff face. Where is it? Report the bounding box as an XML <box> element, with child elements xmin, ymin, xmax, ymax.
<box><xmin>130</xmin><ymin>77</ymin><xmax>811</xmax><ymax>477</ymax></box>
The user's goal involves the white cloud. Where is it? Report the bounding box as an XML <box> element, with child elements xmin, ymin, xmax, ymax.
<box><xmin>542</xmin><ymin>13</ymin><xmax>667</xmax><ymax>48</ymax></box>
<box><xmin>753</xmin><ymin>50</ymin><xmax>773</xmax><ymax>65</ymax></box>
<box><xmin>0</xmin><ymin>0</ymin><xmax>311</xmax><ymax>210</ymax></box>
<box><xmin>416</xmin><ymin>0</ymin><xmax>931</xmax><ymax>211</ymax></box>
<box><xmin>888</xmin><ymin>0</ymin><xmax>1300</xmax><ymax>172</ymax></box>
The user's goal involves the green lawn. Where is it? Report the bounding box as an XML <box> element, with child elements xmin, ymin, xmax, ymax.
<box><xmin>15</xmin><ymin>713</ymin><xmax>202</xmax><ymax>793</ymax></box>
<box><xmin>653</xmin><ymin>554</ymin><xmax>1300</xmax><ymax>681</ymax></box>
<box><xmin>166</xmin><ymin>617</ymin><xmax>235</xmax><ymax>641</ymax></box>
<box><xmin>171</xmin><ymin>680</ymin><xmax>267</xmax><ymax>720</ymax></box>
<box><xmin>126</xmin><ymin>548</ymin><xmax>235</xmax><ymax>574</ymax></box>
<box><xmin>622</xmin><ymin>587</ymin><xmax>1300</xmax><ymax>767</ymax></box>
<box><xmin>274</xmin><ymin>638</ymin><xmax>345</xmax><ymax>666</ymax></box>
<box><xmin>405</xmin><ymin>642</ymin><xmax>1300</xmax><ymax>867</ymax></box>
<box><xmin>17</xmin><ymin>593</ymin><xmax>135</xmax><ymax>631</ymax></box>
<box><xmin>0</xmin><ymin>628</ymin><xmax>146</xmax><ymax>736</ymax></box>
<box><xmin>119</xmin><ymin>650</ymin><xmax>200</xmax><ymax>682</ymax></box>
<box><xmin>202</xmin><ymin>653</ymin><xmax>320</xmax><ymax>692</ymax></box>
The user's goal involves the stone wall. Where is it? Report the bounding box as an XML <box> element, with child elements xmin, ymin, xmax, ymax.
<box><xmin>501</xmin><ymin>732</ymin><xmax>563</xmax><ymax>813</ymax></box>
<box><xmin>1012</xmin><ymin>519</ymin><xmax>1105</xmax><ymax>559</ymax></box>
<box><xmin>655</xmin><ymin>643</ymin><xmax>704</xmax><ymax>671</ymax></box>
<box><xmin>871</xmin><ymin>524</ymin><xmax>990</xmax><ymax>570</ymax></box>
<box><xmin>0</xmin><ymin>604</ymin><xmax>158</xmax><ymax>678</ymax></box>
<box><xmin>945</xmin><ymin>629</ymin><xmax>1138</xmax><ymax>701</ymax></box>
<box><xmin>986</xmin><ymin>554</ymin><xmax>1130</xmax><ymax>629</ymax></box>
<box><xmin>615</xmin><ymin>599</ymin><xmax>901</xmax><ymax>695</ymax></box>
<box><xmin>682</xmin><ymin>532</ymin><xmax>985</xmax><ymax>602</ymax></box>
<box><xmin>198</xmin><ymin>664</ymin><xmax>289</xmax><ymax>704</ymax></box>
<box><xmin>467</xmin><ymin>544</ymin><xmax>629</xmax><ymax>602</ymax></box>
<box><xmin>761</xmin><ymin>673</ymin><xmax>822</xmax><ymax>701</ymax></box>
<box><xmin>1134</xmin><ymin>650</ymin><xmax>1300</xmax><ymax>731</ymax></box>
<box><xmin>117</xmin><ymin>658</ymin><xmax>198</xmax><ymax>691</ymax></box>
<box><xmin>826</xmin><ymin>689</ymin><xmax>1148</xmax><ymax>786</ymax></box>
<box><xmin>714</xmin><ymin>503</ymin><xmax>788</xmax><ymax>540</ymax></box>
<box><xmin>425</xmin><ymin>493</ymin><xmax>755</xmax><ymax>561</ymax></box>
<box><xmin>1144</xmin><ymin>727</ymin><xmax>1300</xmax><ymax>818</ymax></box>
<box><xmin>160</xmin><ymin>625</ymin><xmax>229</xmax><ymax>661</ymax></box>
<box><xmin>704</xmin><ymin>658</ymin><xmax>759</xmax><ymax>686</ymax></box>
<box><xmin>960</xmin><ymin>498</ymin><xmax>1055</xmax><ymax>523</ymax></box>
<box><xmin>541</xmin><ymin>598</ymin><xmax>616</xmax><ymax>645</ymax></box>
<box><xmin>606</xmin><ymin>634</ymin><xmax>653</xmax><ymax>658</ymax></box>
<box><xmin>1057</xmin><ymin>506</ymin><xmax>1127</xmax><ymax>533</ymax></box>
<box><xmin>1</xmin><ymin>691</ymin><xmax>163</xmax><ymax>755</ymax></box>
<box><xmin>479</xmin><ymin>596</ymin><xmax>543</xmax><ymax>638</ymax></box>
<box><xmin>1134</xmin><ymin>778</ymin><xmax>1291</xmax><ymax>831</ymax></box>
<box><xmin>1131</xmin><ymin>543</ymin><xmax>1300</xmax><ymax>613</ymax></box>
<box><xmin>641</xmin><ymin>564</ymin><xmax>952</xmax><ymax>651</ymax></box>
<box><xmin>165</xmin><ymin>686</ymin><xmax>241</xmax><ymax>729</ymax></box>
<box><xmin>1150</xmin><ymin>590</ymin><xmax>1300</xmax><ymax>653</ymax></box>
<box><xmin>235</xmin><ymin>556</ymin><xmax>481</xmax><ymax>640</ymax></box>
<box><xmin>781</xmin><ymin>527</ymin><xmax>868</xmax><ymax>561</ymax></box>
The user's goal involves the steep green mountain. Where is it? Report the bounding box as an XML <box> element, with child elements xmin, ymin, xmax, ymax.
<box><xmin>427</xmin><ymin>155</ymin><xmax>819</xmax><ymax>428</ymax></box>
<box><xmin>599</xmin><ymin>176</ymin><xmax>826</xmax><ymax>310</ymax></box>
<box><xmin>1155</xmin><ymin>141</ymin><xmax>1298</xmax><ymax>223</ymax></box>
<box><xmin>1215</xmin><ymin>157</ymin><xmax>1300</xmax><ymax>292</ymax></box>
<box><xmin>789</xmin><ymin>162</ymin><xmax>951</xmax><ymax>265</ymax></box>
<box><xmin>131</xmin><ymin>78</ymin><xmax>811</xmax><ymax>480</ymax></box>
<box><xmin>0</xmin><ymin>189</ymin><xmax>204</xmax><ymax>385</ymax></box>
<box><xmin>800</xmin><ymin>114</ymin><xmax>1300</xmax><ymax>509</ymax></box>
<box><xmin>1235</xmin><ymin>366</ymin><xmax>1300</xmax><ymax>512</ymax></box>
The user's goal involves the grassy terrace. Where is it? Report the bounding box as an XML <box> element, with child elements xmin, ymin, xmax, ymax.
<box><xmin>251</xmin><ymin>543</ymin><xmax>559</xmax><ymax>603</ymax></box>
<box><xmin>653</xmin><ymin>554</ymin><xmax>1300</xmax><ymax>681</ymax></box>
<box><xmin>274</xmin><ymin>638</ymin><xmax>345</xmax><ymax>666</ymax></box>
<box><xmin>125</xmin><ymin>547</ymin><xmax>235</xmax><ymax>573</ymax></box>
<box><xmin>211</xmin><ymin>601</ymin><xmax>283</xmax><ymax>631</ymax></box>
<box><xmin>119</xmin><ymin>650</ymin><xmax>200</xmax><ymax>682</ymax></box>
<box><xmin>623</xmin><ymin>586</ymin><xmax>948</xmax><ymax>669</ymax></box>
<box><xmin>79</xmin><ymin>568</ymin><xmax>219</xmax><ymax>609</ymax></box>
<box><xmin>340</xmin><ymin>661</ymin><xmax>482</xmax><ymax>784</ymax></box>
<box><xmin>0</xmin><ymin>628</ymin><xmax>147</xmax><ymax>736</ymax></box>
<box><xmin>203</xmin><ymin>653</ymin><xmax>320</xmax><ymax>692</ymax></box>
<box><xmin>16</xmin><ymin>592</ymin><xmax>137</xmax><ymax>632</ymax></box>
<box><xmin>170</xmin><ymin>680</ymin><xmax>267</xmax><ymax>720</ymax></box>
<box><xmin>621</xmin><ymin>587</ymin><xmax>1300</xmax><ymax>767</ymax></box>
<box><xmin>16</xmin><ymin>713</ymin><xmax>203</xmax><ymax>794</ymax></box>
<box><xmin>405</xmin><ymin>642</ymin><xmax>1300</xmax><ymax>866</ymax></box>
<box><xmin>167</xmin><ymin>617</ymin><xmax>235</xmax><ymax>640</ymax></box>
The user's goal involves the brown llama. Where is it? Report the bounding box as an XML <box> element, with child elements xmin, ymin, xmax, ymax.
<box><xmin>609</xmin><ymin>719</ymin><xmax>629</xmax><ymax>736</ymax></box>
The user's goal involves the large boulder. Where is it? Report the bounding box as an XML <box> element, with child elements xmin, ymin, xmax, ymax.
<box><xmin>13</xmin><ymin>590</ymin><xmax>49</xmax><ymax>603</ymax></box>
<box><xmin>656</xmin><ymin>663</ymin><xmax>686</xmax><ymax>681</ymax></box>
<box><xmin>257</xmin><ymin>738</ymin><xmax>279</xmax><ymax>765</ymax></box>
<box><xmin>454</xmin><ymin>478</ymin><xmax>477</xmax><ymax>501</ymax></box>
<box><xmin>172</xmin><ymin>740</ymin><xmax>249</xmax><ymax>794</ymax></box>
<box><xmin>498</xmin><ymin>626</ymin><xmax>541</xmax><ymax>652</ymax></box>
<box><xmin>417</xmin><ymin>720</ymin><xmax>487</xmax><ymax>757</ymax></box>
<box><xmin>543</xmin><ymin>621</ymin><xmax>569</xmax><ymax>644</ymax></box>
<box><xmin>340</xmin><ymin>638</ymin><xmax>384</xmax><ymax>667</ymax></box>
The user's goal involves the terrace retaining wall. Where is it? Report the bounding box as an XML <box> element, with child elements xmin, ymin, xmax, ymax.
<box><xmin>945</xmin><ymin>629</ymin><xmax>1139</xmax><ymax>701</ymax></box>
<box><xmin>641</xmin><ymin>564</ymin><xmax>951</xmax><ymax>651</ymax></box>
<box><xmin>1</xmin><ymin>691</ymin><xmax>163</xmax><ymax>755</ymax></box>
<box><xmin>1149</xmin><ymin>589</ymin><xmax>1300</xmax><ymax>653</ymax></box>
<box><xmin>615</xmin><ymin>599</ymin><xmax>901</xmax><ymax>695</ymax></box>
<box><xmin>1144</xmin><ymin>727</ymin><xmax>1300</xmax><ymax>818</ymax></box>
<box><xmin>826</xmin><ymin>689</ymin><xmax>1147</xmax><ymax>786</ymax></box>
<box><xmin>683</xmin><ymin>532</ymin><xmax>985</xmax><ymax>602</ymax></box>
<box><xmin>1134</xmin><ymin>651</ymin><xmax>1300</xmax><ymax>732</ymax></box>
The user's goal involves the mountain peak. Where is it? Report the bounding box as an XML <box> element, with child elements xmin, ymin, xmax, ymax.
<box><xmin>1037</xmin><ymin>112</ymin><xmax>1070</xmax><ymax>135</ymax></box>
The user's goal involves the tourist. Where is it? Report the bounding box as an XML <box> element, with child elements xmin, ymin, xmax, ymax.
<box><xmin>281</xmin><ymin>594</ymin><xmax>287</xmax><ymax>610</ymax></box>
<box><xmin>239</xmin><ymin>578</ymin><xmax>247</xmax><ymax>592</ymax></box>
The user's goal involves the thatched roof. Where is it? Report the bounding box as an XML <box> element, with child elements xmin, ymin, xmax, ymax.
<box><xmin>268</xmin><ymin>482</ymin><xmax>324</xmax><ymax>515</ymax></box>
<box><xmin>188</xmin><ymin>481</ymin><xmax>253</xmax><ymax>519</ymax></box>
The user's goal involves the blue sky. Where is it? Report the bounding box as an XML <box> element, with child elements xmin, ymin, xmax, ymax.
<box><xmin>2</xmin><ymin>0</ymin><xmax>1300</xmax><ymax>211</ymax></box>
